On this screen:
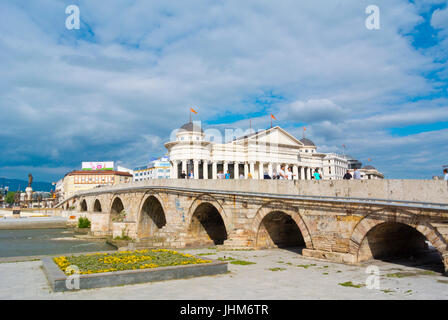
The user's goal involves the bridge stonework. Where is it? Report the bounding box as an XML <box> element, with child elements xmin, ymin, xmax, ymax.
<box><xmin>59</xmin><ymin>180</ymin><xmax>448</xmax><ymax>272</ymax></box>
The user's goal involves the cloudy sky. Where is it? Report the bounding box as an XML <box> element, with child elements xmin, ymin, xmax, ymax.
<box><xmin>0</xmin><ymin>0</ymin><xmax>447</xmax><ymax>183</ymax></box>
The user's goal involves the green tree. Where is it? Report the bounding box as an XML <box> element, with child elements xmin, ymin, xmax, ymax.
<box><xmin>5</xmin><ymin>192</ymin><xmax>16</xmax><ymax>205</ymax></box>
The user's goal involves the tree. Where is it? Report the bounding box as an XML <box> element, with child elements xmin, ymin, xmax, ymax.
<box><xmin>5</xmin><ymin>192</ymin><xmax>16</xmax><ymax>205</ymax></box>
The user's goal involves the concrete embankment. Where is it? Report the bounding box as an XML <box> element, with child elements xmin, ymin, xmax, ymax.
<box><xmin>0</xmin><ymin>217</ymin><xmax>67</xmax><ymax>230</ymax></box>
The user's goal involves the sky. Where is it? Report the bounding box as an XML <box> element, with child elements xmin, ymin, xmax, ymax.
<box><xmin>0</xmin><ymin>0</ymin><xmax>447</xmax><ymax>182</ymax></box>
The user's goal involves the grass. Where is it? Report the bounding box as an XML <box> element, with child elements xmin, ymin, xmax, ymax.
<box><xmin>296</xmin><ymin>264</ymin><xmax>316</xmax><ymax>269</ymax></box>
<box><xmin>385</xmin><ymin>272</ymin><xmax>416</xmax><ymax>278</ymax></box>
<box><xmin>323</xmin><ymin>272</ymin><xmax>329</xmax><ymax>275</ymax></box>
<box><xmin>218</xmin><ymin>257</ymin><xmax>235</xmax><ymax>261</ymax></box>
<box><xmin>386</xmin><ymin>270</ymin><xmax>437</xmax><ymax>278</ymax></box>
<box><xmin>229</xmin><ymin>260</ymin><xmax>256</xmax><ymax>265</ymax></box>
<box><xmin>437</xmin><ymin>280</ymin><xmax>448</xmax><ymax>284</ymax></box>
<box><xmin>269</xmin><ymin>267</ymin><xmax>286</xmax><ymax>272</ymax></box>
<box><xmin>381</xmin><ymin>289</ymin><xmax>395</xmax><ymax>294</ymax></box>
<box><xmin>196</xmin><ymin>252</ymin><xmax>217</xmax><ymax>256</ymax></box>
<box><xmin>338</xmin><ymin>281</ymin><xmax>364</xmax><ymax>288</ymax></box>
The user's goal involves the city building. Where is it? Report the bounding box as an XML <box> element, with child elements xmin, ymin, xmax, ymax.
<box><xmin>323</xmin><ymin>153</ymin><xmax>349</xmax><ymax>180</ymax></box>
<box><xmin>58</xmin><ymin>161</ymin><xmax>133</xmax><ymax>199</ymax></box>
<box><xmin>357</xmin><ymin>165</ymin><xmax>384</xmax><ymax>180</ymax></box>
<box><xmin>165</xmin><ymin>122</ymin><xmax>348</xmax><ymax>180</ymax></box>
<box><xmin>133</xmin><ymin>157</ymin><xmax>171</xmax><ymax>181</ymax></box>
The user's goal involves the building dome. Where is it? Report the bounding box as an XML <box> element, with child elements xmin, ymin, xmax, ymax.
<box><xmin>300</xmin><ymin>138</ymin><xmax>315</xmax><ymax>146</ymax></box>
<box><xmin>363</xmin><ymin>165</ymin><xmax>376</xmax><ymax>170</ymax></box>
<box><xmin>179</xmin><ymin>122</ymin><xmax>204</xmax><ymax>133</ymax></box>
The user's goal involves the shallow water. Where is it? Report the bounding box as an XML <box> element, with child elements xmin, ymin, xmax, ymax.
<box><xmin>0</xmin><ymin>228</ymin><xmax>115</xmax><ymax>257</ymax></box>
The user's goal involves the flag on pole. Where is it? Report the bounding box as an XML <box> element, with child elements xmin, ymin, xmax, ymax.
<box><xmin>368</xmin><ymin>158</ymin><xmax>372</xmax><ymax>162</ymax></box>
<box><xmin>190</xmin><ymin>107</ymin><xmax>198</xmax><ymax>114</ymax></box>
<box><xmin>270</xmin><ymin>114</ymin><xmax>277</xmax><ymax>120</ymax></box>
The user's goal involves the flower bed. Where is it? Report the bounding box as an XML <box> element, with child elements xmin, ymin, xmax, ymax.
<box><xmin>53</xmin><ymin>249</ymin><xmax>212</xmax><ymax>275</ymax></box>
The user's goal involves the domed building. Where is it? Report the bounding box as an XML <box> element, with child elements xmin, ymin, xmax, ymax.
<box><xmin>165</xmin><ymin>121</ymin><xmax>335</xmax><ymax>179</ymax></box>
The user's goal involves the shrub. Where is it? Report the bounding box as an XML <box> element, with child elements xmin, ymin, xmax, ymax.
<box><xmin>78</xmin><ymin>217</ymin><xmax>91</xmax><ymax>229</ymax></box>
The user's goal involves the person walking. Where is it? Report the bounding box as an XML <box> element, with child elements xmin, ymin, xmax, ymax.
<box><xmin>287</xmin><ymin>167</ymin><xmax>294</xmax><ymax>180</ymax></box>
<box><xmin>444</xmin><ymin>168</ymin><xmax>448</xmax><ymax>181</ymax></box>
<box><xmin>263</xmin><ymin>171</ymin><xmax>271</xmax><ymax>179</ymax></box>
<box><xmin>353</xmin><ymin>168</ymin><xmax>361</xmax><ymax>180</ymax></box>
<box><xmin>180</xmin><ymin>171</ymin><xmax>186</xmax><ymax>179</ymax></box>
<box><xmin>343</xmin><ymin>170</ymin><xmax>352</xmax><ymax>180</ymax></box>
<box><xmin>278</xmin><ymin>165</ymin><xmax>287</xmax><ymax>180</ymax></box>
<box><xmin>225</xmin><ymin>171</ymin><xmax>231</xmax><ymax>179</ymax></box>
<box><xmin>313</xmin><ymin>169</ymin><xmax>321</xmax><ymax>180</ymax></box>
<box><xmin>189</xmin><ymin>170</ymin><xmax>194</xmax><ymax>179</ymax></box>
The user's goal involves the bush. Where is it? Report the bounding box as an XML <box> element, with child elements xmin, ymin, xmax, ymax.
<box><xmin>78</xmin><ymin>217</ymin><xmax>91</xmax><ymax>229</ymax></box>
<box><xmin>5</xmin><ymin>192</ymin><xmax>16</xmax><ymax>205</ymax></box>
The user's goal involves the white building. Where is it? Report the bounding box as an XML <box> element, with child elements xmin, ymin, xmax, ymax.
<box><xmin>323</xmin><ymin>153</ymin><xmax>349</xmax><ymax>180</ymax></box>
<box><xmin>133</xmin><ymin>157</ymin><xmax>171</xmax><ymax>181</ymax></box>
<box><xmin>165</xmin><ymin>122</ymin><xmax>345</xmax><ymax>180</ymax></box>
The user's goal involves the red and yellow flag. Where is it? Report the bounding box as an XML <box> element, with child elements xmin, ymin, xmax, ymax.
<box><xmin>190</xmin><ymin>107</ymin><xmax>198</xmax><ymax>114</ymax></box>
<box><xmin>270</xmin><ymin>114</ymin><xmax>277</xmax><ymax>120</ymax></box>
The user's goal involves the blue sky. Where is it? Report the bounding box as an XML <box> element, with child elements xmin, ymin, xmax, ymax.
<box><xmin>0</xmin><ymin>0</ymin><xmax>447</xmax><ymax>183</ymax></box>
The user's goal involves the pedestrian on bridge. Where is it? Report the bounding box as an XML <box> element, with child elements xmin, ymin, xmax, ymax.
<box><xmin>353</xmin><ymin>168</ymin><xmax>361</xmax><ymax>180</ymax></box>
<box><xmin>444</xmin><ymin>169</ymin><xmax>448</xmax><ymax>180</ymax></box>
<box><xmin>343</xmin><ymin>170</ymin><xmax>352</xmax><ymax>180</ymax></box>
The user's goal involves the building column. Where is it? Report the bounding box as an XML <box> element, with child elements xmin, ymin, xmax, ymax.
<box><xmin>193</xmin><ymin>160</ymin><xmax>199</xmax><ymax>179</ymax></box>
<box><xmin>259</xmin><ymin>162</ymin><xmax>264</xmax><ymax>179</ymax></box>
<box><xmin>212</xmin><ymin>162</ymin><xmax>218</xmax><ymax>179</ymax></box>
<box><xmin>300</xmin><ymin>166</ymin><xmax>305</xmax><ymax>180</ymax></box>
<box><xmin>203</xmin><ymin>161</ymin><xmax>208</xmax><ymax>180</ymax></box>
<box><xmin>244</xmin><ymin>163</ymin><xmax>249</xmax><ymax>178</ymax></box>
<box><xmin>249</xmin><ymin>162</ymin><xmax>255</xmax><ymax>178</ymax></box>
<box><xmin>182</xmin><ymin>160</ymin><xmax>187</xmax><ymax>176</ymax></box>
<box><xmin>293</xmin><ymin>165</ymin><xmax>299</xmax><ymax>180</ymax></box>
<box><xmin>234</xmin><ymin>162</ymin><xmax>239</xmax><ymax>179</ymax></box>
<box><xmin>268</xmin><ymin>163</ymin><xmax>273</xmax><ymax>177</ymax></box>
<box><xmin>223</xmin><ymin>161</ymin><xmax>228</xmax><ymax>174</ymax></box>
<box><xmin>171</xmin><ymin>160</ymin><xmax>178</xmax><ymax>179</ymax></box>
<box><xmin>308</xmin><ymin>167</ymin><xmax>312</xmax><ymax>180</ymax></box>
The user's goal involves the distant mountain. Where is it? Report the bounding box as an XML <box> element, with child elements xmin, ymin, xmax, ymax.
<box><xmin>0</xmin><ymin>177</ymin><xmax>53</xmax><ymax>192</ymax></box>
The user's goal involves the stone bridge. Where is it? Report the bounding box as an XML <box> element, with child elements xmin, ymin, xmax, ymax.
<box><xmin>58</xmin><ymin>179</ymin><xmax>448</xmax><ymax>273</ymax></box>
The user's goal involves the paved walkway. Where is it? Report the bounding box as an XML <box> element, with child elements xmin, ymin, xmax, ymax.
<box><xmin>1</xmin><ymin>248</ymin><xmax>447</xmax><ymax>299</ymax></box>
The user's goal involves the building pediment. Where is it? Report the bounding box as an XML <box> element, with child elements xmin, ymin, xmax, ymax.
<box><xmin>233</xmin><ymin>126</ymin><xmax>304</xmax><ymax>148</ymax></box>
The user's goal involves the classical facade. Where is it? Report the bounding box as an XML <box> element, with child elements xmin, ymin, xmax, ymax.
<box><xmin>165</xmin><ymin>122</ymin><xmax>344</xmax><ymax>180</ymax></box>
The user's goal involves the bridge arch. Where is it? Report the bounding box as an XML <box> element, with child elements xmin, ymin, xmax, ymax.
<box><xmin>93</xmin><ymin>199</ymin><xmax>102</xmax><ymax>212</ymax></box>
<box><xmin>252</xmin><ymin>203</ymin><xmax>313</xmax><ymax>250</ymax></box>
<box><xmin>109</xmin><ymin>196</ymin><xmax>125</xmax><ymax>222</ymax></box>
<box><xmin>80</xmin><ymin>199</ymin><xmax>88</xmax><ymax>212</ymax></box>
<box><xmin>350</xmin><ymin>211</ymin><xmax>447</xmax><ymax>271</ymax></box>
<box><xmin>137</xmin><ymin>194</ymin><xmax>167</xmax><ymax>239</ymax></box>
<box><xmin>186</xmin><ymin>195</ymin><xmax>229</xmax><ymax>246</ymax></box>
